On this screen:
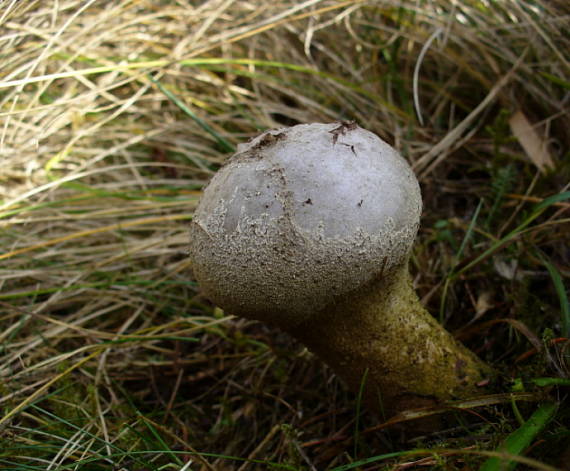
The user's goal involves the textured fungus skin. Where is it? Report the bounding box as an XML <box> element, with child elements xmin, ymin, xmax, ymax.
<box><xmin>189</xmin><ymin>122</ymin><xmax>491</xmax><ymax>415</ymax></box>
<box><xmin>190</xmin><ymin>122</ymin><xmax>421</xmax><ymax>326</ymax></box>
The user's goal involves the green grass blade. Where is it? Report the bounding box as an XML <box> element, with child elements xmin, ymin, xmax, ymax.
<box><xmin>148</xmin><ymin>74</ymin><xmax>235</xmax><ymax>153</ymax></box>
<box><xmin>478</xmin><ymin>402</ymin><xmax>558</xmax><ymax>471</ymax></box>
<box><xmin>532</xmin><ymin>377</ymin><xmax>570</xmax><ymax>387</ymax></box>
<box><xmin>538</xmin><ymin>253</ymin><xmax>569</xmax><ymax>338</ymax></box>
<box><xmin>456</xmin><ymin>192</ymin><xmax>570</xmax><ymax>276</ymax></box>
<box><xmin>457</xmin><ymin>198</ymin><xmax>484</xmax><ymax>262</ymax></box>
<box><xmin>353</xmin><ymin>368</ymin><xmax>369</xmax><ymax>459</ymax></box>
<box><xmin>512</xmin><ymin>377</ymin><xmax>570</xmax><ymax>390</ymax></box>
<box><xmin>331</xmin><ymin>450</ymin><xmax>413</xmax><ymax>471</ymax></box>
<box><xmin>439</xmin><ymin>199</ymin><xmax>484</xmax><ymax>321</ymax></box>
<box><xmin>137</xmin><ymin>413</ymin><xmax>183</xmax><ymax>466</ymax></box>
<box><xmin>540</xmin><ymin>72</ymin><xmax>570</xmax><ymax>90</ymax></box>
<box><xmin>28</xmin><ymin>404</ymin><xmax>154</xmax><ymax>469</ymax></box>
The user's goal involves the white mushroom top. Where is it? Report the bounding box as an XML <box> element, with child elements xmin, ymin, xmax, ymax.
<box><xmin>189</xmin><ymin>122</ymin><xmax>422</xmax><ymax>327</ymax></box>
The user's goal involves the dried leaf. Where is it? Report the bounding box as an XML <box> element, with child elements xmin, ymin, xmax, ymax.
<box><xmin>474</xmin><ymin>291</ymin><xmax>493</xmax><ymax>321</ymax></box>
<box><xmin>494</xmin><ymin>258</ymin><xmax>523</xmax><ymax>281</ymax></box>
<box><xmin>509</xmin><ymin>110</ymin><xmax>554</xmax><ymax>172</ymax></box>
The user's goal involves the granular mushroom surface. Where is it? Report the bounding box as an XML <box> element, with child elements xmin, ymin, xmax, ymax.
<box><xmin>189</xmin><ymin>122</ymin><xmax>421</xmax><ymax>326</ymax></box>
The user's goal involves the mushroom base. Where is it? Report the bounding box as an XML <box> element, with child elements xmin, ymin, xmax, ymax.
<box><xmin>287</xmin><ymin>263</ymin><xmax>493</xmax><ymax>417</ymax></box>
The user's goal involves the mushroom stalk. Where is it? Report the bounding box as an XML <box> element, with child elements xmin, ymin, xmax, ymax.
<box><xmin>189</xmin><ymin>122</ymin><xmax>492</xmax><ymax>416</ymax></box>
<box><xmin>287</xmin><ymin>263</ymin><xmax>491</xmax><ymax>414</ymax></box>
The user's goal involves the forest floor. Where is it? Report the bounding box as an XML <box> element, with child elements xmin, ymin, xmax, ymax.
<box><xmin>0</xmin><ymin>1</ymin><xmax>569</xmax><ymax>470</ymax></box>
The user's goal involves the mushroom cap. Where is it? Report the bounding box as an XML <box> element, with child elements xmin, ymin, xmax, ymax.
<box><xmin>189</xmin><ymin>122</ymin><xmax>422</xmax><ymax>327</ymax></box>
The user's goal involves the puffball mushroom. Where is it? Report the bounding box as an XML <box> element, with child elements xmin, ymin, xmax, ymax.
<box><xmin>189</xmin><ymin>122</ymin><xmax>491</xmax><ymax>415</ymax></box>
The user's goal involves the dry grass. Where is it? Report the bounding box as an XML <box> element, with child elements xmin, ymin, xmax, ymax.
<box><xmin>1</xmin><ymin>1</ymin><xmax>569</xmax><ymax>469</ymax></box>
